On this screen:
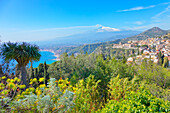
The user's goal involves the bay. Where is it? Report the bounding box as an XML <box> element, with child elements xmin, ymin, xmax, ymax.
<box><xmin>0</xmin><ymin>51</ymin><xmax>57</xmax><ymax>70</ymax></box>
<box><xmin>32</xmin><ymin>51</ymin><xmax>57</xmax><ymax>68</ymax></box>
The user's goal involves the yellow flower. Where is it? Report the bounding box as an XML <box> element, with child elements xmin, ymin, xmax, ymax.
<box><xmin>2</xmin><ymin>76</ymin><xmax>6</xmax><ymax>79</ymax></box>
<box><xmin>19</xmin><ymin>85</ymin><xmax>26</xmax><ymax>89</ymax></box>
<box><xmin>29</xmin><ymin>87</ymin><xmax>35</xmax><ymax>92</ymax></box>
<box><xmin>29</xmin><ymin>81</ymin><xmax>33</xmax><ymax>85</ymax></box>
<box><xmin>39</xmin><ymin>78</ymin><xmax>44</xmax><ymax>82</ymax></box>
<box><xmin>32</xmin><ymin>78</ymin><xmax>37</xmax><ymax>82</ymax></box>
<box><xmin>37</xmin><ymin>90</ymin><xmax>42</xmax><ymax>96</ymax></box>
<box><xmin>34</xmin><ymin>100</ymin><xmax>38</xmax><ymax>105</ymax></box>
<box><xmin>10</xmin><ymin>79</ymin><xmax>14</xmax><ymax>83</ymax></box>
<box><xmin>63</xmin><ymin>90</ymin><xmax>66</xmax><ymax>94</ymax></box>
<box><xmin>14</xmin><ymin>77</ymin><xmax>18</xmax><ymax>82</ymax></box>
<box><xmin>8</xmin><ymin>82</ymin><xmax>15</xmax><ymax>88</ymax></box>
<box><xmin>52</xmin><ymin>107</ymin><xmax>56</xmax><ymax>111</ymax></box>
<box><xmin>39</xmin><ymin>84</ymin><xmax>46</xmax><ymax>88</ymax></box>
<box><xmin>26</xmin><ymin>88</ymin><xmax>29</xmax><ymax>92</ymax></box>
<box><xmin>17</xmin><ymin>79</ymin><xmax>21</xmax><ymax>82</ymax></box>
<box><xmin>7</xmin><ymin>79</ymin><xmax>10</xmax><ymax>82</ymax></box>
<box><xmin>22</xmin><ymin>91</ymin><xmax>26</xmax><ymax>95</ymax></box>
<box><xmin>73</xmin><ymin>87</ymin><xmax>78</xmax><ymax>92</ymax></box>
<box><xmin>67</xmin><ymin>81</ymin><xmax>70</xmax><ymax>84</ymax></box>
<box><xmin>19</xmin><ymin>95</ymin><xmax>24</xmax><ymax>99</ymax></box>
<box><xmin>1</xmin><ymin>90</ymin><xmax>8</xmax><ymax>95</ymax></box>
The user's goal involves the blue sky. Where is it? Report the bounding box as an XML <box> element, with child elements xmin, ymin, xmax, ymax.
<box><xmin>0</xmin><ymin>0</ymin><xmax>170</xmax><ymax>42</ymax></box>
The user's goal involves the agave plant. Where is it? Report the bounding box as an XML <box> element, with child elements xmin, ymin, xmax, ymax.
<box><xmin>1</xmin><ymin>42</ymin><xmax>41</xmax><ymax>87</ymax></box>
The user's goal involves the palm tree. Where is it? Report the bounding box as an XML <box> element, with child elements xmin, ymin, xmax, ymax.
<box><xmin>1</xmin><ymin>42</ymin><xmax>41</xmax><ymax>87</ymax></box>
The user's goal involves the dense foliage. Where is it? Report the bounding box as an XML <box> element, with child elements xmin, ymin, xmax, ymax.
<box><xmin>26</xmin><ymin>53</ymin><xmax>170</xmax><ymax>112</ymax></box>
<box><xmin>0</xmin><ymin>42</ymin><xmax>170</xmax><ymax>112</ymax></box>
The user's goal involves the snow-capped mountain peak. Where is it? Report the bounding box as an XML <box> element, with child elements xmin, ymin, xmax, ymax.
<box><xmin>97</xmin><ymin>26</ymin><xmax>121</xmax><ymax>32</ymax></box>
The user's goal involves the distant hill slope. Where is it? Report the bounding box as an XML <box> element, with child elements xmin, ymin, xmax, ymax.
<box><xmin>63</xmin><ymin>39</ymin><xmax>121</xmax><ymax>55</ymax></box>
<box><xmin>63</xmin><ymin>27</ymin><xmax>170</xmax><ymax>55</ymax></box>
<box><xmin>121</xmin><ymin>27</ymin><xmax>169</xmax><ymax>43</ymax></box>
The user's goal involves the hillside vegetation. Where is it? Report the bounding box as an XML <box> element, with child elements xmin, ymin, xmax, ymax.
<box><xmin>0</xmin><ymin>42</ymin><xmax>170</xmax><ymax>112</ymax></box>
<box><xmin>61</xmin><ymin>27</ymin><xmax>170</xmax><ymax>55</ymax></box>
<box><xmin>121</xmin><ymin>27</ymin><xmax>170</xmax><ymax>43</ymax></box>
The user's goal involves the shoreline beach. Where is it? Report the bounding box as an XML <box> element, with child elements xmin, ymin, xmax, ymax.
<box><xmin>40</xmin><ymin>49</ymin><xmax>60</xmax><ymax>61</ymax></box>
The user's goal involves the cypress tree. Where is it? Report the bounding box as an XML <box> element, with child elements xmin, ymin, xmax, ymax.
<box><xmin>38</xmin><ymin>63</ymin><xmax>44</xmax><ymax>78</ymax></box>
<box><xmin>162</xmin><ymin>57</ymin><xmax>169</xmax><ymax>68</ymax></box>
<box><xmin>122</xmin><ymin>55</ymin><xmax>126</xmax><ymax>64</ymax></box>
<box><xmin>44</xmin><ymin>61</ymin><xmax>49</xmax><ymax>85</ymax></box>
<box><xmin>158</xmin><ymin>51</ymin><xmax>163</xmax><ymax>66</ymax></box>
<box><xmin>34</xmin><ymin>68</ymin><xmax>38</xmax><ymax>79</ymax></box>
<box><xmin>137</xmin><ymin>49</ymin><xmax>140</xmax><ymax>55</ymax></box>
<box><xmin>85</xmin><ymin>51</ymin><xmax>88</xmax><ymax>56</ymax></box>
<box><xmin>71</xmin><ymin>53</ymin><xmax>75</xmax><ymax>57</ymax></box>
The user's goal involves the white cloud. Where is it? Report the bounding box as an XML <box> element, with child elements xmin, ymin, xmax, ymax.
<box><xmin>25</xmin><ymin>24</ymin><xmax>101</xmax><ymax>32</ymax></box>
<box><xmin>117</xmin><ymin>5</ymin><xmax>155</xmax><ymax>12</ymax></box>
<box><xmin>152</xmin><ymin>5</ymin><xmax>170</xmax><ymax>19</ymax></box>
<box><xmin>134</xmin><ymin>21</ymin><xmax>143</xmax><ymax>25</ymax></box>
<box><xmin>97</xmin><ymin>26</ymin><xmax>120</xmax><ymax>32</ymax></box>
<box><xmin>123</xmin><ymin>25</ymin><xmax>149</xmax><ymax>30</ymax></box>
<box><xmin>117</xmin><ymin>2</ymin><xmax>170</xmax><ymax>12</ymax></box>
<box><xmin>0</xmin><ymin>24</ymin><xmax>102</xmax><ymax>42</ymax></box>
<box><xmin>123</xmin><ymin>22</ymin><xmax>170</xmax><ymax>31</ymax></box>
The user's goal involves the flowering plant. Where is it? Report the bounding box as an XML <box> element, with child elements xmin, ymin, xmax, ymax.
<box><xmin>0</xmin><ymin>76</ymin><xmax>75</xmax><ymax>113</ymax></box>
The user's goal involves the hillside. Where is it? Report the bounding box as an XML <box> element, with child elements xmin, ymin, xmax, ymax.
<box><xmin>62</xmin><ymin>27</ymin><xmax>170</xmax><ymax>55</ymax></box>
<box><xmin>62</xmin><ymin>39</ymin><xmax>121</xmax><ymax>55</ymax></box>
<box><xmin>121</xmin><ymin>27</ymin><xmax>169</xmax><ymax>43</ymax></box>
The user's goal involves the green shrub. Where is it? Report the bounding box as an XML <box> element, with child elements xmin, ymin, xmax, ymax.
<box><xmin>0</xmin><ymin>76</ymin><xmax>75</xmax><ymax>113</ymax></box>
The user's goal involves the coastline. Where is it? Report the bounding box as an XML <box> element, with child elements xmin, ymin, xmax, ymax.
<box><xmin>40</xmin><ymin>49</ymin><xmax>60</xmax><ymax>61</ymax></box>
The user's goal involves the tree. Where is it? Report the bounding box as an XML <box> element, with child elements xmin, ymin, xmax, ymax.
<box><xmin>37</xmin><ymin>63</ymin><xmax>44</xmax><ymax>78</ymax></box>
<box><xmin>158</xmin><ymin>51</ymin><xmax>163</xmax><ymax>66</ymax></box>
<box><xmin>34</xmin><ymin>68</ymin><xmax>38</xmax><ymax>79</ymax></box>
<box><xmin>44</xmin><ymin>61</ymin><xmax>49</xmax><ymax>85</ymax></box>
<box><xmin>162</xmin><ymin>57</ymin><xmax>169</xmax><ymax>68</ymax></box>
<box><xmin>71</xmin><ymin>53</ymin><xmax>75</xmax><ymax>57</ymax></box>
<box><xmin>0</xmin><ymin>64</ymin><xmax>3</xmax><ymax>77</ymax></box>
<box><xmin>1</xmin><ymin>42</ymin><xmax>41</xmax><ymax>87</ymax></box>
<box><xmin>137</xmin><ymin>49</ymin><xmax>140</xmax><ymax>55</ymax></box>
<box><xmin>122</xmin><ymin>55</ymin><xmax>126</xmax><ymax>64</ymax></box>
<box><xmin>131</xmin><ymin>49</ymin><xmax>134</xmax><ymax>55</ymax></box>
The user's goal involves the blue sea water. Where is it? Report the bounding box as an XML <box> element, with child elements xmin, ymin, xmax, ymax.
<box><xmin>0</xmin><ymin>51</ymin><xmax>57</xmax><ymax>69</ymax></box>
<box><xmin>31</xmin><ymin>51</ymin><xmax>57</xmax><ymax>68</ymax></box>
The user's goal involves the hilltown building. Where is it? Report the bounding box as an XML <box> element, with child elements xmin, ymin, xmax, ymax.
<box><xmin>114</xmin><ymin>35</ymin><xmax>170</xmax><ymax>67</ymax></box>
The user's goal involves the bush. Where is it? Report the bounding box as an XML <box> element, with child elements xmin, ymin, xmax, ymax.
<box><xmin>0</xmin><ymin>76</ymin><xmax>75</xmax><ymax>113</ymax></box>
<box><xmin>70</xmin><ymin>75</ymin><xmax>103</xmax><ymax>112</ymax></box>
<box><xmin>99</xmin><ymin>81</ymin><xmax>170</xmax><ymax>112</ymax></box>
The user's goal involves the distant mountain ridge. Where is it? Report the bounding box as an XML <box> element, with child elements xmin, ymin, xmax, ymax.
<box><xmin>121</xmin><ymin>27</ymin><xmax>170</xmax><ymax>43</ymax></box>
<box><xmin>37</xmin><ymin>26</ymin><xmax>141</xmax><ymax>47</ymax></box>
<box><xmin>61</xmin><ymin>27</ymin><xmax>170</xmax><ymax>55</ymax></box>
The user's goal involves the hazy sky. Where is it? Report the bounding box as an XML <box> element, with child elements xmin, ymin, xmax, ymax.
<box><xmin>0</xmin><ymin>0</ymin><xmax>170</xmax><ymax>42</ymax></box>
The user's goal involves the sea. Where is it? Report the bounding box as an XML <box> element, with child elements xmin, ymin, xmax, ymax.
<box><xmin>32</xmin><ymin>51</ymin><xmax>57</xmax><ymax>68</ymax></box>
<box><xmin>0</xmin><ymin>51</ymin><xmax>57</xmax><ymax>70</ymax></box>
